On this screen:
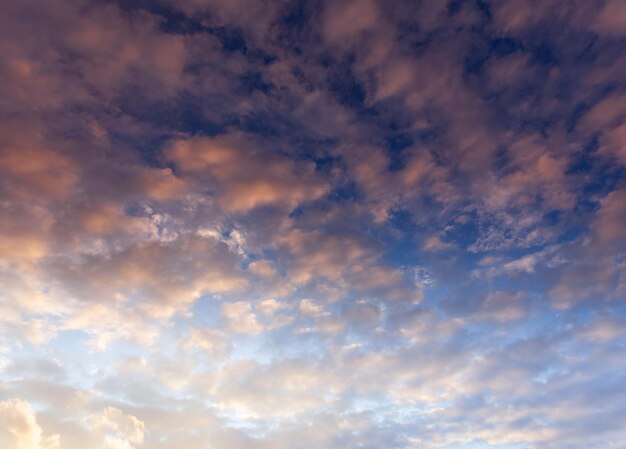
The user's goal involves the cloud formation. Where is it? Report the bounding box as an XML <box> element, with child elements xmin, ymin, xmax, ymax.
<box><xmin>1</xmin><ymin>0</ymin><xmax>626</xmax><ymax>448</ymax></box>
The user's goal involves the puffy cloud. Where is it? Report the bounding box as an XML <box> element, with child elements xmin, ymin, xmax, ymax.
<box><xmin>180</xmin><ymin>327</ymin><xmax>231</xmax><ymax>357</ymax></box>
<box><xmin>343</xmin><ymin>145</ymin><xmax>448</xmax><ymax>222</ymax></box>
<box><xmin>209</xmin><ymin>358</ymin><xmax>341</xmax><ymax>419</ymax></box>
<box><xmin>594</xmin><ymin>0</ymin><xmax>626</xmax><ymax>36</ymax></box>
<box><xmin>221</xmin><ymin>301</ymin><xmax>264</xmax><ymax>334</ymax></box>
<box><xmin>247</xmin><ymin>260</ymin><xmax>278</xmax><ymax>278</ymax></box>
<box><xmin>583</xmin><ymin>90</ymin><xmax>626</xmax><ymax>129</ymax></box>
<box><xmin>90</xmin><ymin>407</ymin><xmax>145</xmax><ymax>449</ymax></box>
<box><xmin>48</xmin><ymin>233</ymin><xmax>247</xmax><ymax>347</ymax></box>
<box><xmin>164</xmin><ymin>134</ymin><xmax>329</xmax><ymax>213</ymax></box>
<box><xmin>255</xmin><ymin>298</ymin><xmax>287</xmax><ymax>316</ymax></box>
<box><xmin>580</xmin><ymin>316</ymin><xmax>626</xmax><ymax>343</ymax></box>
<box><xmin>593</xmin><ymin>187</ymin><xmax>626</xmax><ymax>246</ymax></box>
<box><xmin>323</xmin><ymin>0</ymin><xmax>381</xmax><ymax>45</ymax></box>
<box><xmin>422</xmin><ymin>235</ymin><xmax>454</xmax><ymax>252</ymax></box>
<box><xmin>0</xmin><ymin>399</ymin><xmax>59</xmax><ymax>449</ymax></box>
<box><xmin>276</xmin><ymin>228</ymin><xmax>373</xmax><ymax>283</ymax></box>
<box><xmin>0</xmin><ymin>203</ymin><xmax>53</xmax><ymax>262</ymax></box>
<box><xmin>298</xmin><ymin>298</ymin><xmax>324</xmax><ymax>316</ymax></box>
<box><xmin>0</xmin><ymin>139</ymin><xmax>76</xmax><ymax>199</ymax></box>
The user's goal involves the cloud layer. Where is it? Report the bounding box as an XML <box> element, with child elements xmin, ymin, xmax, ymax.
<box><xmin>1</xmin><ymin>0</ymin><xmax>626</xmax><ymax>448</ymax></box>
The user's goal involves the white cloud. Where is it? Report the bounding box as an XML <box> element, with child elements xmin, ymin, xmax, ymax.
<box><xmin>0</xmin><ymin>399</ymin><xmax>59</xmax><ymax>449</ymax></box>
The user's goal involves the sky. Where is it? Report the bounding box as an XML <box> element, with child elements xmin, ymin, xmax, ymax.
<box><xmin>1</xmin><ymin>0</ymin><xmax>626</xmax><ymax>448</ymax></box>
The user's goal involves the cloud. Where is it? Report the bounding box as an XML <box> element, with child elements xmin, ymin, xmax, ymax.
<box><xmin>1</xmin><ymin>0</ymin><xmax>626</xmax><ymax>448</ymax></box>
<box><xmin>247</xmin><ymin>260</ymin><xmax>278</xmax><ymax>278</ymax></box>
<box><xmin>323</xmin><ymin>0</ymin><xmax>380</xmax><ymax>45</ymax></box>
<box><xmin>0</xmin><ymin>399</ymin><xmax>59</xmax><ymax>449</ymax></box>
<box><xmin>593</xmin><ymin>187</ymin><xmax>626</xmax><ymax>246</ymax></box>
<box><xmin>476</xmin><ymin>291</ymin><xmax>530</xmax><ymax>322</ymax></box>
<box><xmin>580</xmin><ymin>316</ymin><xmax>626</xmax><ymax>343</ymax></box>
<box><xmin>48</xmin><ymin>233</ymin><xmax>247</xmax><ymax>348</ymax></box>
<box><xmin>90</xmin><ymin>407</ymin><xmax>145</xmax><ymax>449</ymax></box>
<box><xmin>422</xmin><ymin>235</ymin><xmax>454</xmax><ymax>252</ymax></box>
<box><xmin>594</xmin><ymin>0</ymin><xmax>626</xmax><ymax>36</ymax></box>
<box><xmin>180</xmin><ymin>327</ymin><xmax>231</xmax><ymax>357</ymax></box>
<box><xmin>0</xmin><ymin>136</ymin><xmax>77</xmax><ymax>199</ymax></box>
<box><xmin>298</xmin><ymin>298</ymin><xmax>324</xmax><ymax>316</ymax></box>
<box><xmin>164</xmin><ymin>134</ymin><xmax>329</xmax><ymax>212</ymax></box>
<box><xmin>221</xmin><ymin>301</ymin><xmax>264</xmax><ymax>334</ymax></box>
<box><xmin>209</xmin><ymin>358</ymin><xmax>341</xmax><ymax>419</ymax></box>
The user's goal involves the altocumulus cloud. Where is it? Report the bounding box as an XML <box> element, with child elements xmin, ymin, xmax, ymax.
<box><xmin>1</xmin><ymin>0</ymin><xmax>626</xmax><ymax>448</ymax></box>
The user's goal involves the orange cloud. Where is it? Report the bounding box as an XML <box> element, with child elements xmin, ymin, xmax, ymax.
<box><xmin>0</xmin><ymin>137</ymin><xmax>77</xmax><ymax>199</ymax></box>
<box><xmin>165</xmin><ymin>134</ymin><xmax>329</xmax><ymax>212</ymax></box>
<box><xmin>593</xmin><ymin>0</ymin><xmax>626</xmax><ymax>36</ymax></box>
<box><xmin>0</xmin><ymin>399</ymin><xmax>59</xmax><ymax>449</ymax></box>
<box><xmin>593</xmin><ymin>187</ymin><xmax>626</xmax><ymax>245</ymax></box>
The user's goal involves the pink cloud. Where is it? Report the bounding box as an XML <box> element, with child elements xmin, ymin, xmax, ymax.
<box><xmin>164</xmin><ymin>134</ymin><xmax>329</xmax><ymax>212</ymax></box>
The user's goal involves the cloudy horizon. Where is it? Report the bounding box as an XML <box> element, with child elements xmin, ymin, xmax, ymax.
<box><xmin>1</xmin><ymin>0</ymin><xmax>626</xmax><ymax>448</ymax></box>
